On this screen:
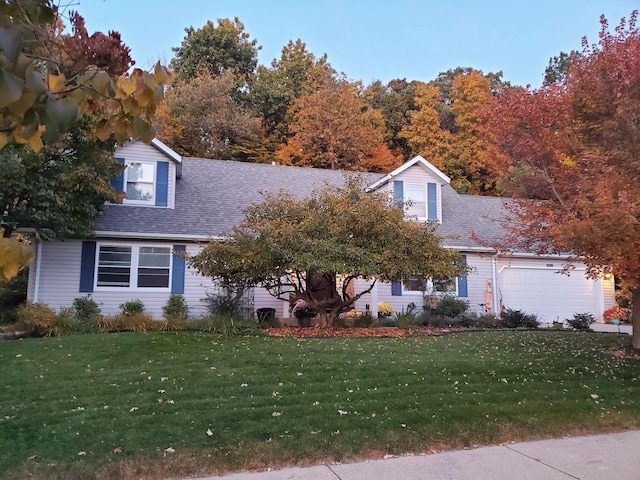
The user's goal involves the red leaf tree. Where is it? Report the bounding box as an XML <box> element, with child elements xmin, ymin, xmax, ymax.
<box><xmin>483</xmin><ymin>11</ymin><xmax>640</xmax><ymax>349</ymax></box>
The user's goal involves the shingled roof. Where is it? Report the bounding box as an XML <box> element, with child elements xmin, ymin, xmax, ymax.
<box><xmin>95</xmin><ymin>157</ymin><xmax>512</xmax><ymax>249</ymax></box>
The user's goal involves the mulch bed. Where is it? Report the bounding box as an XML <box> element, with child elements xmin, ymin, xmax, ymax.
<box><xmin>606</xmin><ymin>345</ymin><xmax>640</xmax><ymax>360</ymax></box>
<box><xmin>265</xmin><ymin>326</ymin><xmax>457</xmax><ymax>338</ymax></box>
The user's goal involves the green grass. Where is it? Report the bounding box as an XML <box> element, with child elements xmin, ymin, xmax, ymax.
<box><xmin>0</xmin><ymin>331</ymin><xmax>639</xmax><ymax>479</ymax></box>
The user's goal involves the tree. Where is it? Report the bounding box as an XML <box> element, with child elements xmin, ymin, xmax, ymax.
<box><xmin>188</xmin><ymin>178</ymin><xmax>466</xmax><ymax>327</ymax></box>
<box><xmin>170</xmin><ymin>17</ymin><xmax>260</xmax><ymax>84</ymax></box>
<box><xmin>0</xmin><ymin>1</ymin><xmax>171</xmax><ymax>151</ymax></box>
<box><xmin>482</xmin><ymin>11</ymin><xmax>640</xmax><ymax>349</ymax></box>
<box><xmin>544</xmin><ymin>51</ymin><xmax>576</xmax><ymax>84</ymax></box>
<box><xmin>277</xmin><ymin>80</ymin><xmax>401</xmax><ymax>172</ymax></box>
<box><xmin>157</xmin><ymin>71</ymin><xmax>261</xmax><ymax>160</ymax></box>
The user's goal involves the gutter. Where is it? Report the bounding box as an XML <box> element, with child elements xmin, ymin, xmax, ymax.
<box><xmin>93</xmin><ymin>231</ymin><xmax>227</xmax><ymax>241</ymax></box>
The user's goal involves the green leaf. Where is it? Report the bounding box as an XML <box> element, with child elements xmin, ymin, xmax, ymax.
<box><xmin>0</xmin><ymin>26</ymin><xmax>24</xmax><ymax>65</ymax></box>
<box><xmin>133</xmin><ymin>117</ymin><xmax>156</xmax><ymax>143</ymax></box>
<box><xmin>0</xmin><ymin>69</ymin><xmax>24</xmax><ymax>108</ymax></box>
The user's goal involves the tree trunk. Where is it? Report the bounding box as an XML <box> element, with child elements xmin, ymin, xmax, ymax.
<box><xmin>632</xmin><ymin>286</ymin><xmax>640</xmax><ymax>351</ymax></box>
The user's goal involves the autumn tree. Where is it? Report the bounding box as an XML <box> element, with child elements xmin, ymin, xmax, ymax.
<box><xmin>483</xmin><ymin>11</ymin><xmax>640</xmax><ymax>349</ymax></box>
<box><xmin>188</xmin><ymin>178</ymin><xmax>466</xmax><ymax>327</ymax></box>
<box><xmin>157</xmin><ymin>71</ymin><xmax>260</xmax><ymax>160</ymax></box>
<box><xmin>0</xmin><ymin>1</ymin><xmax>171</xmax><ymax>281</ymax></box>
<box><xmin>249</xmin><ymin>39</ymin><xmax>335</xmax><ymax>161</ymax></box>
<box><xmin>277</xmin><ymin>80</ymin><xmax>400</xmax><ymax>172</ymax></box>
<box><xmin>170</xmin><ymin>17</ymin><xmax>260</xmax><ymax>84</ymax></box>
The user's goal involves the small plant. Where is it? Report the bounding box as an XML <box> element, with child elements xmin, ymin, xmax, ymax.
<box><xmin>478</xmin><ymin>313</ymin><xmax>500</xmax><ymax>329</ymax></box>
<box><xmin>52</xmin><ymin>308</ymin><xmax>87</xmax><ymax>336</ymax></box>
<box><xmin>377</xmin><ymin>301</ymin><xmax>393</xmax><ymax>318</ymax></box>
<box><xmin>353</xmin><ymin>313</ymin><xmax>375</xmax><ymax>328</ymax></box>
<box><xmin>162</xmin><ymin>294</ymin><xmax>189</xmax><ymax>320</ymax></box>
<box><xmin>501</xmin><ymin>308</ymin><xmax>539</xmax><ymax>329</ymax></box>
<box><xmin>292</xmin><ymin>299</ymin><xmax>316</xmax><ymax>326</ymax></box>
<box><xmin>433</xmin><ymin>295</ymin><xmax>469</xmax><ymax>318</ymax></box>
<box><xmin>72</xmin><ymin>295</ymin><xmax>102</xmax><ymax>320</ymax></box>
<box><xmin>394</xmin><ymin>303</ymin><xmax>419</xmax><ymax>329</ymax></box>
<box><xmin>17</xmin><ymin>302</ymin><xmax>58</xmax><ymax>336</ymax></box>
<box><xmin>120</xmin><ymin>299</ymin><xmax>144</xmax><ymax>315</ymax></box>
<box><xmin>566</xmin><ymin>313</ymin><xmax>596</xmax><ymax>331</ymax></box>
<box><xmin>204</xmin><ymin>286</ymin><xmax>250</xmax><ymax>317</ymax></box>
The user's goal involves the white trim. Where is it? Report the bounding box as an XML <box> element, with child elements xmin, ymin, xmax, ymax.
<box><xmin>94</xmin><ymin>231</ymin><xmax>224</xmax><ymax>241</ymax></box>
<box><xmin>365</xmin><ymin>156</ymin><xmax>450</xmax><ymax>191</ymax></box>
<box><xmin>94</xmin><ymin>241</ymin><xmax>172</xmax><ymax>292</ymax></box>
<box><xmin>151</xmin><ymin>138</ymin><xmax>182</xmax><ymax>163</ymax></box>
<box><xmin>33</xmin><ymin>238</ymin><xmax>43</xmax><ymax>302</ymax></box>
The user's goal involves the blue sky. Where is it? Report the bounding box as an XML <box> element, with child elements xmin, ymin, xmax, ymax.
<box><xmin>76</xmin><ymin>0</ymin><xmax>636</xmax><ymax>87</ymax></box>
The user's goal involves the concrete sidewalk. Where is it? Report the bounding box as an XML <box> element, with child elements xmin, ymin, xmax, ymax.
<box><xmin>195</xmin><ymin>430</ymin><xmax>639</xmax><ymax>480</ymax></box>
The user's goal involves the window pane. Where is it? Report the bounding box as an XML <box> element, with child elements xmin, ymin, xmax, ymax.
<box><xmin>126</xmin><ymin>182</ymin><xmax>154</xmax><ymax>201</ymax></box>
<box><xmin>434</xmin><ymin>278</ymin><xmax>456</xmax><ymax>293</ymax></box>
<box><xmin>97</xmin><ymin>267</ymin><xmax>131</xmax><ymax>287</ymax></box>
<box><xmin>139</xmin><ymin>247</ymin><xmax>171</xmax><ymax>266</ymax></box>
<box><xmin>403</xmin><ymin>277</ymin><xmax>426</xmax><ymax>292</ymax></box>
<box><xmin>138</xmin><ymin>268</ymin><xmax>170</xmax><ymax>287</ymax></box>
<box><xmin>98</xmin><ymin>246</ymin><xmax>131</xmax><ymax>266</ymax></box>
<box><xmin>127</xmin><ymin>162</ymin><xmax>154</xmax><ymax>182</ymax></box>
<box><xmin>405</xmin><ymin>185</ymin><xmax>426</xmax><ymax>217</ymax></box>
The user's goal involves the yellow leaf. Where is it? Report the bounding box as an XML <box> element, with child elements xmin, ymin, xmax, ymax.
<box><xmin>118</xmin><ymin>78</ymin><xmax>137</xmax><ymax>96</ymax></box>
<box><xmin>0</xmin><ymin>132</ymin><xmax>7</xmax><ymax>149</ymax></box>
<box><xmin>28</xmin><ymin>129</ymin><xmax>43</xmax><ymax>152</ymax></box>
<box><xmin>135</xmin><ymin>86</ymin><xmax>155</xmax><ymax>107</ymax></box>
<box><xmin>154</xmin><ymin>62</ymin><xmax>171</xmax><ymax>85</ymax></box>
<box><xmin>48</xmin><ymin>73</ymin><xmax>66</xmax><ymax>93</ymax></box>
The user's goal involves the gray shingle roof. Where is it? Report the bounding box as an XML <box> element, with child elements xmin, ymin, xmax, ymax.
<box><xmin>95</xmin><ymin>157</ymin><xmax>513</xmax><ymax>249</ymax></box>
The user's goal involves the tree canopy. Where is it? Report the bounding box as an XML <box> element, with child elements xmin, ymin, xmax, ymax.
<box><xmin>188</xmin><ymin>178</ymin><xmax>466</xmax><ymax>327</ymax></box>
<box><xmin>482</xmin><ymin>11</ymin><xmax>640</xmax><ymax>348</ymax></box>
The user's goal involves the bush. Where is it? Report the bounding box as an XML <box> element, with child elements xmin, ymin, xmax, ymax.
<box><xmin>187</xmin><ymin>315</ymin><xmax>259</xmax><ymax>337</ymax></box>
<box><xmin>501</xmin><ymin>308</ymin><xmax>539</xmax><ymax>329</ymax></box>
<box><xmin>457</xmin><ymin>311</ymin><xmax>479</xmax><ymax>328</ymax></box>
<box><xmin>97</xmin><ymin>313</ymin><xmax>156</xmax><ymax>333</ymax></box>
<box><xmin>394</xmin><ymin>304</ymin><xmax>419</xmax><ymax>329</ymax></box>
<box><xmin>0</xmin><ymin>269</ymin><xmax>27</xmax><ymax>324</ymax></box>
<box><xmin>120</xmin><ymin>299</ymin><xmax>144</xmax><ymax>314</ymax></box>
<box><xmin>72</xmin><ymin>296</ymin><xmax>102</xmax><ymax>321</ymax></box>
<box><xmin>353</xmin><ymin>313</ymin><xmax>375</xmax><ymax>328</ymax></box>
<box><xmin>162</xmin><ymin>294</ymin><xmax>189</xmax><ymax>320</ymax></box>
<box><xmin>478</xmin><ymin>313</ymin><xmax>500</xmax><ymax>329</ymax></box>
<box><xmin>204</xmin><ymin>287</ymin><xmax>251</xmax><ymax>317</ymax></box>
<box><xmin>17</xmin><ymin>302</ymin><xmax>58</xmax><ymax>336</ymax></box>
<box><xmin>566</xmin><ymin>312</ymin><xmax>596</xmax><ymax>331</ymax></box>
<box><xmin>52</xmin><ymin>308</ymin><xmax>89</xmax><ymax>336</ymax></box>
<box><xmin>433</xmin><ymin>296</ymin><xmax>469</xmax><ymax>318</ymax></box>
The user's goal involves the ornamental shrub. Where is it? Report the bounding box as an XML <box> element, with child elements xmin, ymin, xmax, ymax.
<box><xmin>566</xmin><ymin>312</ymin><xmax>596</xmax><ymax>331</ymax></box>
<box><xmin>433</xmin><ymin>295</ymin><xmax>468</xmax><ymax>318</ymax></box>
<box><xmin>73</xmin><ymin>295</ymin><xmax>102</xmax><ymax>320</ymax></box>
<box><xmin>120</xmin><ymin>299</ymin><xmax>144</xmax><ymax>315</ymax></box>
<box><xmin>17</xmin><ymin>302</ymin><xmax>57</xmax><ymax>336</ymax></box>
<box><xmin>394</xmin><ymin>303</ymin><xmax>419</xmax><ymax>329</ymax></box>
<box><xmin>501</xmin><ymin>308</ymin><xmax>539</xmax><ymax>329</ymax></box>
<box><xmin>162</xmin><ymin>294</ymin><xmax>189</xmax><ymax>320</ymax></box>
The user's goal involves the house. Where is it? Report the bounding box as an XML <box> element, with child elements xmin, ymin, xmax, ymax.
<box><xmin>26</xmin><ymin>140</ymin><xmax>615</xmax><ymax>323</ymax></box>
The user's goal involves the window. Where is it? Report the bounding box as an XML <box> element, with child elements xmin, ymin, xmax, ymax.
<box><xmin>124</xmin><ymin>161</ymin><xmax>155</xmax><ymax>204</ymax></box>
<box><xmin>404</xmin><ymin>184</ymin><xmax>426</xmax><ymax>218</ymax></box>
<box><xmin>402</xmin><ymin>277</ymin><xmax>458</xmax><ymax>295</ymax></box>
<box><xmin>96</xmin><ymin>244</ymin><xmax>171</xmax><ymax>290</ymax></box>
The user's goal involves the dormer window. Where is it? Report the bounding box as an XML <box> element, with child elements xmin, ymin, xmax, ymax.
<box><xmin>393</xmin><ymin>180</ymin><xmax>438</xmax><ymax>222</ymax></box>
<box><xmin>404</xmin><ymin>184</ymin><xmax>427</xmax><ymax>219</ymax></box>
<box><xmin>124</xmin><ymin>161</ymin><xmax>155</xmax><ymax>204</ymax></box>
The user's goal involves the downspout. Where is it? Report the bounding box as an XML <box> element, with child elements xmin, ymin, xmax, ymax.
<box><xmin>492</xmin><ymin>252</ymin><xmax>499</xmax><ymax>314</ymax></box>
<box><xmin>33</xmin><ymin>233</ymin><xmax>43</xmax><ymax>303</ymax></box>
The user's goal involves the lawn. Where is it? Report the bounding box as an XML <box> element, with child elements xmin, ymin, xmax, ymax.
<box><xmin>0</xmin><ymin>331</ymin><xmax>638</xmax><ymax>479</ymax></box>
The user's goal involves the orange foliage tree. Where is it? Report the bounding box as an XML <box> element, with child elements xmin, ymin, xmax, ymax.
<box><xmin>277</xmin><ymin>80</ymin><xmax>400</xmax><ymax>172</ymax></box>
<box><xmin>483</xmin><ymin>11</ymin><xmax>640</xmax><ymax>349</ymax></box>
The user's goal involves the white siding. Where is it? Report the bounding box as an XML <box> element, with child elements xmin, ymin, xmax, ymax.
<box><xmin>114</xmin><ymin>141</ymin><xmax>177</xmax><ymax>209</ymax></box>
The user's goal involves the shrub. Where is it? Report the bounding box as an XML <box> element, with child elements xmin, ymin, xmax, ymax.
<box><xmin>394</xmin><ymin>304</ymin><xmax>419</xmax><ymax>329</ymax></box>
<box><xmin>457</xmin><ymin>311</ymin><xmax>479</xmax><ymax>328</ymax></box>
<box><xmin>162</xmin><ymin>294</ymin><xmax>189</xmax><ymax>320</ymax></box>
<box><xmin>353</xmin><ymin>313</ymin><xmax>375</xmax><ymax>328</ymax></box>
<box><xmin>501</xmin><ymin>308</ymin><xmax>539</xmax><ymax>329</ymax></box>
<box><xmin>478</xmin><ymin>313</ymin><xmax>500</xmax><ymax>329</ymax></box>
<box><xmin>0</xmin><ymin>269</ymin><xmax>27</xmax><ymax>324</ymax></box>
<box><xmin>17</xmin><ymin>302</ymin><xmax>58</xmax><ymax>336</ymax></box>
<box><xmin>52</xmin><ymin>308</ymin><xmax>86</xmax><ymax>336</ymax></box>
<box><xmin>566</xmin><ymin>313</ymin><xmax>596</xmax><ymax>331</ymax></box>
<box><xmin>72</xmin><ymin>295</ymin><xmax>102</xmax><ymax>321</ymax></box>
<box><xmin>120</xmin><ymin>299</ymin><xmax>144</xmax><ymax>315</ymax></box>
<box><xmin>204</xmin><ymin>287</ymin><xmax>251</xmax><ymax>317</ymax></box>
<box><xmin>433</xmin><ymin>296</ymin><xmax>469</xmax><ymax>318</ymax></box>
<box><xmin>161</xmin><ymin>315</ymin><xmax>188</xmax><ymax>331</ymax></box>
<box><xmin>187</xmin><ymin>315</ymin><xmax>259</xmax><ymax>337</ymax></box>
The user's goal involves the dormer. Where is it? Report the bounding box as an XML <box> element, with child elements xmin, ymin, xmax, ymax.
<box><xmin>111</xmin><ymin>139</ymin><xmax>182</xmax><ymax>209</ymax></box>
<box><xmin>366</xmin><ymin>156</ymin><xmax>450</xmax><ymax>223</ymax></box>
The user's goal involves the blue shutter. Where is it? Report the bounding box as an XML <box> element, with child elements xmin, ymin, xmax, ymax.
<box><xmin>427</xmin><ymin>182</ymin><xmax>437</xmax><ymax>221</ymax></box>
<box><xmin>393</xmin><ymin>180</ymin><xmax>404</xmax><ymax>207</ymax></box>
<box><xmin>171</xmin><ymin>245</ymin><xmax>186</xmax><ymax>294</ymax></box>
<box><xmin>111</xmin><ymin>158</ymin><xmax>125</xmax><ymax>193</ymax></box>
<box><xmin>391</xmin><ymin>281</ymin><xmax>402</xmax><ymax>296</ymax></box>
<box><xmin>458</xmin><ymin>255</ymin><xmax>468</xmax><ymax>297</ymax></box>
<box><xmin>156</xmin><ymin>161</ymin><xmax>169</xmax><ymax>207</ymax></box>
<box><xmin>79</xmin><ymin>241</ymin><xmax>97</xmax><ymax>292</ymax></box>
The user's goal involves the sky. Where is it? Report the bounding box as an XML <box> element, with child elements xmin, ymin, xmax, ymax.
<box><xmin>75</xmin><ymin>0</ymin><xmax>636</xmax><ymax>88</ymax></box>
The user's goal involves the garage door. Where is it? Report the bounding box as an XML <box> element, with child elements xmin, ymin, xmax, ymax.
<box><xmin>499</xmin><ymin>267</ymin><xmax>600</xmax><ymax>323</ymax></box>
